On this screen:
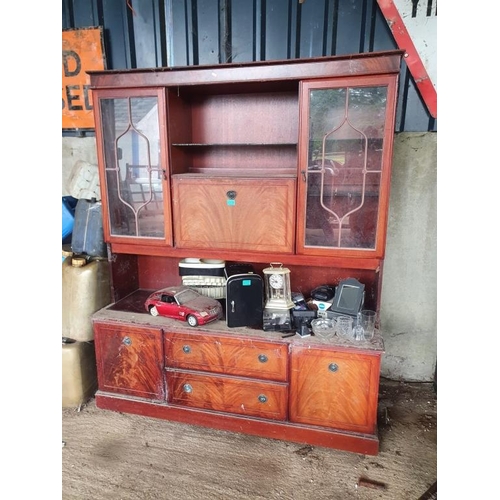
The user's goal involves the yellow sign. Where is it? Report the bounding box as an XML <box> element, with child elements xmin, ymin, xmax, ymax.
<box><xmin>62</xmin><ymin>27</ymin><xmax>106</xmax><ymax>129</ymax></box>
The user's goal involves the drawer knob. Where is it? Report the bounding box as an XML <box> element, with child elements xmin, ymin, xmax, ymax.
<box><xmin>122</xmin><ymin>336</ymin><xmax>132</xmax><ymax>346</ymax></box>
<box><xmin>183</xmin><ymin>384</ymin><xmax>193</xmax><ymax>393</ymax></box>
<box><xmin>258</xmin><ymin>354</ymin><xmax>268</xmax><ymax>363</ymax></box>
<box><xmin>258</xmin><ymin>394</ymin><xmax>268</xmax><ymax>403</ymax></box>
<box><xmin>328</xmin><ymin>363</ymin><xmax>339</xmax><ymax>372</ymax></box>
<box><xmin>182</xmin><ymin>345</ymin><xmax>191</xmax><ymax>354</ymax></box>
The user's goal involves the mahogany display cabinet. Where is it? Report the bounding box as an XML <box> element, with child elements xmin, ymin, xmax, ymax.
<box><xmin>89</xmin><ymin>50</ymin><xmax>403</xmax><ymax>455</ymax></box>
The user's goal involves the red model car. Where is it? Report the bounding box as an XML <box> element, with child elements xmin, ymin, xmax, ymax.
<box><xmin>144</xmin><ymin>286</ymin><xmax>223</xmax><ymax>327</ymax></box>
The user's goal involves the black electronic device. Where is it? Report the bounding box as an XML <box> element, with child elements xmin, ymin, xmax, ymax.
<box><xmin>262</xmin><ymin>308</ymin><xmax>293</xmax><ymax>332</ymax></box>
<box><xmin>291</xmin><ymin>292</ymin><xmax>309</xmax><ymax>310</ymax></box>
<box><xmin>292</xmin><ymin>309</ymin><xmax>316</xmax><ymax>337</ymax></box>
<box><xmin>296</xmin><ymin>323</ymin><xmax>311</xmax><ymax>337</ymax></box>
<box><xmin>225</xmin><ymin>266</ymin><xmax>263</xmax><ymax>328</ymax></box>
<box><xmin>310</xmin><ymin>285</ymin><xmax>336</xmax><ymax>302</ymax></box>
<box><xmin>328</xmin><ymin>277</ymin><xmax>365</xmax><ymax>318</ymax></box>
<box><xmin>225</xmin><ymin>263</ymin><xmax>255</xmax><ymax>277</ymax></box>
<box><xmin>292</xmin><ymin>310</ymin><xmax>317</xmax><ymax>329</ymax></box>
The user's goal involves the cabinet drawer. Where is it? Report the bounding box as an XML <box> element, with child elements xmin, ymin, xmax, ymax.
<box><xmin>165</xmin><ymin>332</ymin><xmax>288</xmax><ymax>382</ymax></box>
<box><xmin>171</xmin><ymin>176</ymin><xmax>296</xmax><ymax>253</ymax></box>
<box><xmin>289</xmin><ymin>347</ymin><xmax>381</xmax><ymax>434</ymax></box>
<box><xmin>167</xmin><ymin>370</ymin><xmax>288</xmax><ymax>420</ymax></box>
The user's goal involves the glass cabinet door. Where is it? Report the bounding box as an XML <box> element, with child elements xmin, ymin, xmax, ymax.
<box><xmin>94</xmin><ymin>88</ymin><xmax>171</xmax><ymax>244</ymax></box>
<box><xmin>297</xmin><ymin>76</ymin><xmax>397</xmax><ymax>258</ymax></box>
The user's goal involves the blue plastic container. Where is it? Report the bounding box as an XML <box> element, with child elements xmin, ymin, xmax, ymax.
<box><xmin>62</xmin><ymin>196</ymin><xmax>77</xmax><ymax>242</ymax></box>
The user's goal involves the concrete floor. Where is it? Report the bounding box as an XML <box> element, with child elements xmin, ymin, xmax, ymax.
<box><xmin>62</xmin><ymin>379</ymin><xmax>437</xmax><ymax>499</ymax></box>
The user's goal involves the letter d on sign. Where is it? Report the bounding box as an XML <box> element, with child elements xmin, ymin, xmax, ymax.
<box><xmin>62</xmin><ymin>50</ymin><xmax>81</xmax><ymax>77</ymax></box>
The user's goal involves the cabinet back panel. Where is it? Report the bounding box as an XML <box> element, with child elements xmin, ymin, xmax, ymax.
<box><xmin>190</xmin><ymin>93</ymin><xmax>298</xmax><ymax>144</ymax></box>
<box><xmin>110</xmin><ymin>254</ymin><xmax>140</xmax><ymax>302</ymax></box>
<box><xmin>131</xmin><ymin>256</ymin><xmax>379</xmax><ymax>310</ymax></box>
<box><xmin>188</xmin><ymin>145</ymin><xmax>296</xmax><ymax>175</ymax></box>
<box><xmin>137</xmin><ymin>255</ymin><xmax>182</xmax><ymax>289</ymax></box>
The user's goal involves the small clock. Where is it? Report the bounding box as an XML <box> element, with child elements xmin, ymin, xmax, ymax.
<box><xmin>262</xmin><ymin>262</ymin><xmax>294</xmax><ymax>310</ymax></box>
<box><xmin>269</xmin><ymin>273</ymin><xmax>284</xmax><ymax>289</ymax></box>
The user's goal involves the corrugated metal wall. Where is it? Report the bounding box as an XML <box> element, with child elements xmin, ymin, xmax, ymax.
<box><xmin>62</xmin><ymin>0</ymin><xmax>436</xmax><ymax>133</ymax></box>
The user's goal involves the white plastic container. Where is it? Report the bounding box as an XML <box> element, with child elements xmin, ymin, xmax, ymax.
<box><xmin>62</xmin><ymin>338</ymin><xmax>97</xmax><ymax>408</ymax></box>
<box><xmin>62</xmin><ymin>254</ymin><xmax>111</xmax><ymax>342</ymax></box>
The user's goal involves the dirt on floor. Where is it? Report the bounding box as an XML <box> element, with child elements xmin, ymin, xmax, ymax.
<box><xmin>62</xmin><ymin>379</ymin><xmax>437</xmax><ymax>500</ymax></box>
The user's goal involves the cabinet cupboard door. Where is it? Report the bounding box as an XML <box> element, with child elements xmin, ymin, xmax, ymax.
<box><xmin>296</xmin><ymin>75</ymin><xmax>398</xmax><ymax>258</ymax></box>
<box><xmin>172</xmin><ymin>176</ymin><xmax>296</xmax><ymax>253</ymax></box>
<box><xmin>94</xmin><ymin>322</ymin><xmax>165</xmax><ymax>400</ymax></box>
<box><xmin>93</xmin><ymin>88</ymin><xmax>172</xmax><ymax>245</ymax></box>
<box><xmin>289</xmin><ymin>347</ymin><xmax>380</xmax><ymax>434</ymax></box>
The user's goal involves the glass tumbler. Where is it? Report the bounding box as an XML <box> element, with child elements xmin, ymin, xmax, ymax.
<box><xmin>335</xmin><ymin>315</ymin><xmax>353</xmax><ymax>339</ymax></box>
<box><xmin>353</xmin><ymin>312</ymin><xmax>365</xmax><ymax>341</ymax></box>
<box><xmin>361</xmin><ymin>310</ymin><xmax>376</xmax><ymax>340</ymax></box>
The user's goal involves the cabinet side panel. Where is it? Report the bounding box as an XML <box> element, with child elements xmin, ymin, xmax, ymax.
<box><xmin>167</xmin><ymin>90</ymin><xmax>193</xmax><ymax>175</ymax></box>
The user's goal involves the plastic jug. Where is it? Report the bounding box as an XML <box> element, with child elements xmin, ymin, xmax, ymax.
<box><xmin>62</xmin><ymin>338</ymin><xmax>97</xmax><ymax>408</ymax></box>
<box><xmin>62</xmin><ymin>254</ymin><xmax>111</xmax><ymax>342</ymax></box>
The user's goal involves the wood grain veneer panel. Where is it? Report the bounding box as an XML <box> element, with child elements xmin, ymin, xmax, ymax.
<box><xmin>190</xmin><ymin>92</ymin><xmax>298</xmax><ymax>144</ymax></box>
<box><xmin>167</xmin><ymin>371</ymin><xmax>288</xmax><ymax>420</ymax></box>
<box><xmin>289</xmin><ymin>347</ymin><xmax>381</xmax><ymax>434</ymax></box>
<box><xmin>88</xmin><ymin>50</ymin><xmax>403</xmax><ymax>88</ymax></box>
<box><xmin>94</xmin><ymin>322</ymin><xmax>165</xmax><ymax>400</ymax></box>
<box><xmin>172</xmin><ymin>176</ymin><xmax>296</xmax><ymax>253</ymax></box>
<box><xmin>165</xmin><ymin>332</ymin><xmax>288</xmax><ymax>381</ymax></box>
